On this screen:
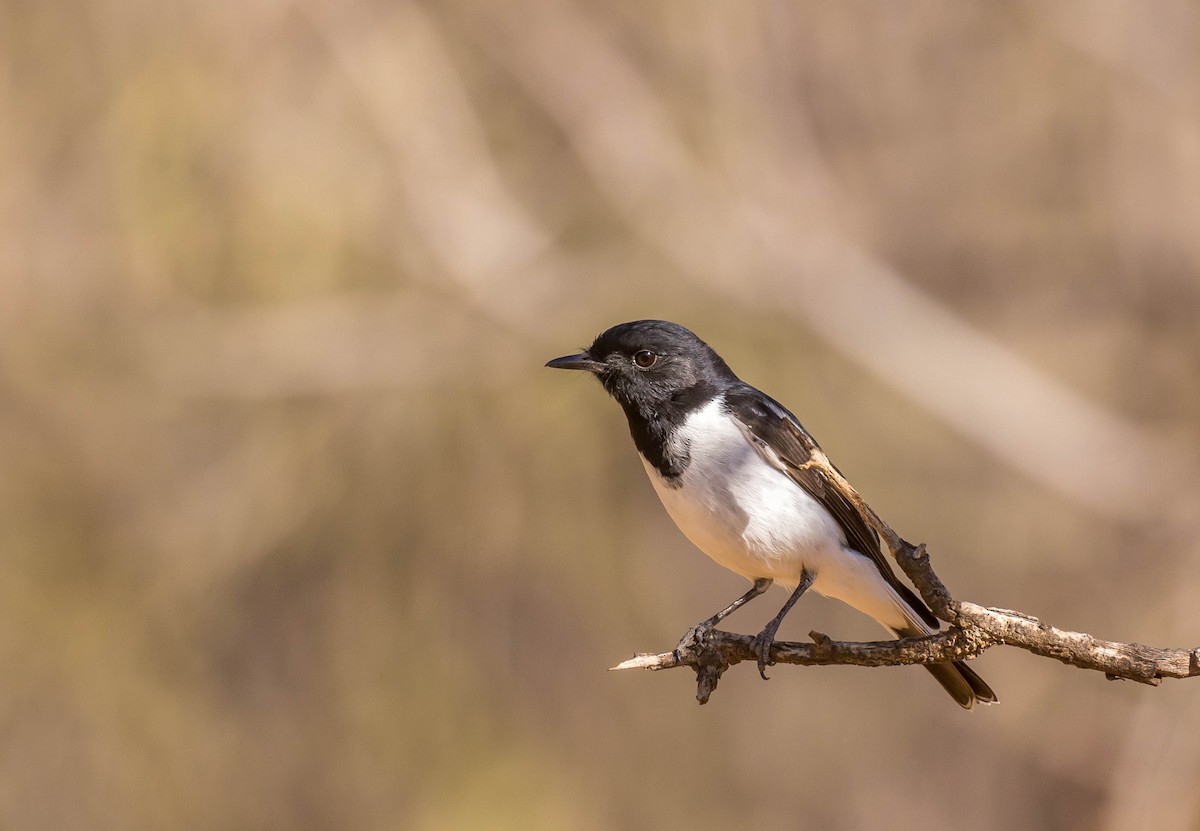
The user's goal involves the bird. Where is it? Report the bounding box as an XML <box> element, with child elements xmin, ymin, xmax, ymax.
<box><xmin>546</xmin><ymin>319</ymin><xmax>996</xmax><ymax>709</ymax></box>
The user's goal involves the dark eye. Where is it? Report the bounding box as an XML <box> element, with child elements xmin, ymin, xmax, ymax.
<box><xmin>633</xmin><ymin>350</ymin><xmax>657</xmax><ymax>369</ymax></box>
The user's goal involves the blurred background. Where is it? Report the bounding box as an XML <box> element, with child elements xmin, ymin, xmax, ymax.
<box><xmin>2</xmin><ymin>1</ymin><xmax>1199</xmax><ymax>829</ymax></box>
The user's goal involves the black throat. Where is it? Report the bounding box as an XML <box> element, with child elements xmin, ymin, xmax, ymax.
<box><xmin>616</xmin><ymin>381</ymin><xmax>721</xmax><ymax>482</ymax></box>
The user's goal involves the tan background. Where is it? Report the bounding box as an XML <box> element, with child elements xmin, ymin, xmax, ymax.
<box><xmin>2</xmin><ymin>2</ymin><xmax>1199</xmax><ymax>829</ymax></box>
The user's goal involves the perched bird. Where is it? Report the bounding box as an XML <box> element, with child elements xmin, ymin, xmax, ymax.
<box><xmin>547</xmin><ymin>320</ymin><xmax>996</xmax><ymax>708</ymax></box>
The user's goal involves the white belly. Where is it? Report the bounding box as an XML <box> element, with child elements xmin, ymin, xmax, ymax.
<box><xmin>640</xmin><ymin>399</ymin><xmax>847</xmax><ymax>584</ymax></box>
<box><xmin>639</xmin><ymin>397</ymin><xmax>922</xmax><ymax>634</ymax></box>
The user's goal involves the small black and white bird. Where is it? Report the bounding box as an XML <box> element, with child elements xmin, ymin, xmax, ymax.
<box><xmin>547</xmin><ymin>320</ymin><xmax>996</xmax><ymax>709</ymax></box>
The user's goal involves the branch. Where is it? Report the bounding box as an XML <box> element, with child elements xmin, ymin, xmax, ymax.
<box><xmin>611</xmin><ymin>627</ymin><xmax>990</xmax><ymax>705</ymax></box>
<box><xmin>611</xmin><ymin>448</ymin><xmax>1200</xmax><ymax>704</ymax></box>
<box><xmin>612</xmin><ymin>616</ymin><xmax>1200</xmax><ymax>706</ymax></box>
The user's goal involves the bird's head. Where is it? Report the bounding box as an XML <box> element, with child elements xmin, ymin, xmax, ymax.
<box><xmin>546</xmin><ymin>320</ymin><xmax>736</xmax><ymax>413</ymax></box>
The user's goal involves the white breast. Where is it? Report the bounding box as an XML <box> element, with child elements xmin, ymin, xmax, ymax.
<box><xmin>640</xmin><ymin>397</ymin><xmax>849</xmax><ymax>584</ymax></box>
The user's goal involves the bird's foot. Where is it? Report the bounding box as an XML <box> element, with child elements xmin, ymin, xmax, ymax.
<box><xmin>749</xmin><ymin>625</ymin><xmax>779</xmax><ymax>680</ymax></box>
<box><xmin>674</xmin><ymin>621</ymin><xmax>715</xmax><ymax>661</ymax></box>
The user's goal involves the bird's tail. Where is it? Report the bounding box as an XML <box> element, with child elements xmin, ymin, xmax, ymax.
<box><xmin>819</xmin><ymin>560</ymin><xmax>997</xmax><ymax>709</ymax></box>
<box><xmin>893</xmin><ymin>625</ymin><xmax>998</xmax><ymax>709</ymax></box>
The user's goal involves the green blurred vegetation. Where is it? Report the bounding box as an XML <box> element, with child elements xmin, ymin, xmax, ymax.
<box><xmin>1</xmin><ymin>2</ymin><xmax>1198</xmax><ymax>829</ymax></box>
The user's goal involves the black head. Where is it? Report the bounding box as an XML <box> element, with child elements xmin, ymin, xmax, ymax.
<box><xmin>546</xmin><ymin>320</ymin><xmax>738</xmax><ymax>414</ymax></box>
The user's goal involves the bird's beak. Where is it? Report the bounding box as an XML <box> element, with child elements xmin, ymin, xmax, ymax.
<box><xmin>545</xmin><ymin>353</ymin><xmax>603</xmax><ymax>373</ymax></box>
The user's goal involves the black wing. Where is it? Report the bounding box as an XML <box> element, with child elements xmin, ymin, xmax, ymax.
<box><xmin>723</xmin><ymin>385</ymin><xmax>938</xmax><ymax>630</ymax></box>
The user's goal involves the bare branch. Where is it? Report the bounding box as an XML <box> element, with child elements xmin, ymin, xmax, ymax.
<box><xmin>611</xmin><ymin>627</ymin><xmax>990</xmax><ymax>705</ymax></box>
<box><xmin>612</xmin><ymin>607</ymin><xmax>1199</xmax><ymax>705</ymax></box>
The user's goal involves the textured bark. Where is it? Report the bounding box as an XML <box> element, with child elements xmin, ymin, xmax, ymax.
<box><xmin>611</xmin><ymin>448</ymin><xmax>1200</xmax><ymax>704</ymax></box>
<box><xmin>611</xmin><ymin>614</ymin><xmax>1199</xmax><ymax>706</ymax></box>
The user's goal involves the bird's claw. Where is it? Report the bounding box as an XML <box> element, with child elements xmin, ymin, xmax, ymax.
<box><xmin>750</xmin><ymin>630</ymin><xmax>775</xmax><ymax>680</ymax></box>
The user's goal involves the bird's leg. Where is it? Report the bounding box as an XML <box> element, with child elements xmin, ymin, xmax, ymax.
<box><xmin>675</xmin><ymin>578</ymin><xmax>773</xmax><ymax>658</ymax></box>
<box><xmin>750</xmin><ymin>568</ymin><xmax>814</xmax><ymax>680</ymax></box>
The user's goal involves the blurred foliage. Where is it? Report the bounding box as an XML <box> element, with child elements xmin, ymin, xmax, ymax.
<box><xmin>1</xmin><ymin>1</ymin><xmax>1198</xmax><ymax>829</ymax></box>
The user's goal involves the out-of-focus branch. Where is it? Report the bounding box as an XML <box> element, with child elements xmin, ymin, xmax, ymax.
<box><xmin>1038</xmin><ymin>2</ymin><xmax>1200</xmax><ymax>113</ymax></box>
<box><xmin>461</xmin><ymin>0</ymin><xmax>1198</xmax><ymax>520</ymax></box>
<box><xmin>140</xmin><ymin>292</ymin><xmax>528</xmax><ymax>398</ymax></box>
<box><xmin>304</xmin><ymin>1</ymin><xmax>566</xmax><ymax>332</ymax></box>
